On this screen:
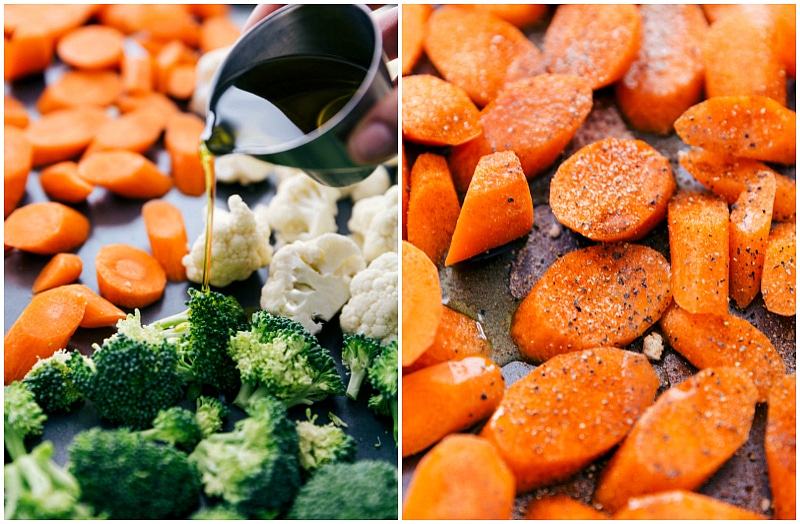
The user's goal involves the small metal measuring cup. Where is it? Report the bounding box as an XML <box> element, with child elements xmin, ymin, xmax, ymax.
<box><xmin>202</xmin><ymin>4</ymin><xmax>394</xmax><ymax>187</ymax></box>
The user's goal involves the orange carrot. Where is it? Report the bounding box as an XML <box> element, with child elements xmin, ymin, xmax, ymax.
<box><xmin>23</xmin><ymin>106</ymin><xmax>110</xmax><ymax>167</ymax></box>
<box><xmin>4</xmin><ymin>4</ymin><xmax>96</xmax><ymax>42</ymax></box>
<box><xmin>83</xmin><ymin>108</ymin><xmax>166</xmax><ymax>157</ymax></box>
<box><xmin>164</xmin><ymin>112</ymin><xmax>206</xmax><ymax>196</ymax></box>
<box><xmin>674</xmin><ymin>96</ymin><xmax>796</xmax><ymax>165</ymax></box>
<box><xmin>402</xmin><ymin>75</ymin><xmax>481</xmax><ymax>147</ymax></box>
<box><xmin>154</xmin><ymin>39</ymin><xmax>198</xmax><ymax>95</ymax></box>
<box><xmin>39</xmin><ymin>161</ymin><xmax>94</xmax><ymax>204</ymax></box>
<box><xmin>130</xmin><ymin>5</ymin><xmax>200</xmax><ymax>47</ymax></box>
<box><xmin>4</xmin><ymin>25</ymin><xmax>55</xmax><ymax>82</ymax></box>
<box><xmin>401</xmin><ymin>146</ymin><xmax>410</xmax><ymax>241</ymax></box>
<box><xmin>401</xmin><ymin>4</ymin><xmax>433</xmax><ymax>75</ymax></box>
<box><xmin>60</xmin><ymin>284</ymin><xmax>127</xmax><ymax>329</ymax></box>
<box><xmin>448</xmin><ymin>74</ymin><xmax>593</xmax><ymax>191</ymax></box>
<box><xmin>615</xmin><ymin>5</ymin><xmax>708</xmax><ymax>135</ymax></box>
<box><xmin>4</xmin><ymin>286</ymin><xmax>87</xmax><ymax>384</ymax></box>
<box><xmin>403</xmin><ymin>434</ymin><xmax>516</xmax><ymax>519</ymax></box>
<box><xmin>525</xmin><ymin>494</ymin><xmax>610</xmax><ymax>520</ymax></box>
<box><xmin>761</xmin><ymin>222</ymin><xmax>796</xmax><ymax>317</ymax></box>
<box><xmin>658</xmin><ymin>301</ymin><xmax>786</xmax><ymax>403</ymax></box>
<box><xmin>121</xmin><ymin>50</ymin><xmax>154</xmax><ymax>95</ymax></box>
<box><xmin>593</xmin><ymin>367</ymin><xmax>758</xmax><ymax>513</ymax></box>
<box><xmin>481</xmin><ymin>347</ymin><xmax>659</xmax><ymax>493</ymax></box>
<box><xmin>402</xmin><ymin>355</ymin><xmax>504</xmax><ymax>457</ymax></box>
<box><xmin>31</xmin><ymin>253</ymin><xmax>83</xmax><ymax>294</ymax></box>
<box><xmin>116</xmin><ymin>91</ymin><xmax>181</xmax><ymax>116</ymax></box>
<box><xmin>543</xmin><ymin>4</ymin><xmax>641</xmax><ymax>90</ymax></box>
<box><xmin>404</xmin><ymin>305</ymin><xmax>489</xmax><ymax>373</ymax></box>
<box><xmin>460</xmin><ymin>4</ymin><xmax>550</xmax><ymax>28</ymax></box>
<box><xmin>406</xmin><ymin>152</ymin><xmax>461</xmax><ymax>267</ymax></box>
<box><xmin>613</xmin><ymin>490</ymin><xmax>767</xmax><ymax>520</ymax></box>
<box><xmin>141</xmin><ymin>199</ymin><xmax>190</xmax><ymax>282</ymax></box>
<box><xmin>165</xmin><ymin>63</ymin><xmax>196</xmax><ymax>101</ymax></box>
<box><xmin>77</xmin><ymin>150</ymin><xmax>172</xmax><ymax>200</ymax></box>
<box><xmin>550</xmin><ymin>138</ymin><xmax>676</xmax><ymax>242</ymax></box>
<box><xmin>666</xmin><ymin>190</ymin><xmax>730</xmax><ymax>316</ymax></box>
<box><xmin>4</xmin><ymin>125</ymin><xmax>32</xmax><ymax>217</ymax></box>
<box><xmin>56</xmin><ymin>25</ymin><xmax>125</xmax><ymax>71</ymax></box>
<box><xmin>199</xmin><ymin>15</ymin><xmax>241</xmax><ymax>54</ymax></box>
<box><xmin>774</xmin><ymin>4</ymin><xmax>796</xmax><ymax>78</ymax></box>
<box><xmin>95</xmin><ymin>243</ymin><xmax>167</xmax><ymax>309</ymax></box>
<box><xmin>35</xmin><ymin>70</ymin><xmax>123</xmax><ymax>114</ymax></box>
<box><xmin>423</xmin><ymin>5</ymin><xmax>545</xmax><ymax>107</ymax></box>
<box><xmin>765</xmin><ymin>374</ymin><xmax>796</xmax><ymax>520</ymax></box>
<box><xmin>511</xmin><ymin>243</ymin><xmax>672</xmax><ymax>363</ymax></box>
<box><xmin>189</xmin><ymin>4</ymin><xmax>230</xmax><ymax>20</ymax></box>
<box><xmin>445</xmin><ymin>151</ymin><xmax>533</xmax><ymax>265</ymax></box>
<box><xmin>401</xmin><ymin>240</ymin><xmax>443</xmax><ymax>367</ymax></box>
<box><xmin>4</xmin><ymin>94</ymin><xmax>30</xmax><ymax>128</ymax></box>
<box><xmin>4</xmin><ymin>202</ymin><xmax>90</xmax><ymax>255</ymax></box>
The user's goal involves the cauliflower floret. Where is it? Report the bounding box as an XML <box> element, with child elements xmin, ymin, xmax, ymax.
<box><xmin>335</xmin><ymin>165</ymin><xmax>392</xmax><ymax>202</ymax></box>
<box><xmin>339</xmin><ymin>251</ymin><xmax>398</xmax><ymax>345</ymax></box>
<box><xmin>214</xmin><ymin>154</ymin><xmax>275</xmax><ymax>186</ymax></box>
<box><xmin>260</xmin><ymin>233</ymin><xmax>366</xmax><ymax>334</ymax></box>
<box><xmin>189</xmin><ymin>46</ymin><xmax>231</xmax><ymax>117</ymax></box>
<box><xmin>263</xmin><ymin>174</ymin><xmax>340</xmax><ymax>248</ymax></box>
<box><xmin>183</xmin><ymin>194</ymin><xmax>273</xmax><ymax>288</ymax></box>
<box><xmin>348</xmin><ymin>185</ymin><xmax>399</xmax><ymax>263</ymax></box>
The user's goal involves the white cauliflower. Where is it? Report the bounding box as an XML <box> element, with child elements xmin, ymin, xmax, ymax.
<box><xmin>260</xmin><ymin>233</ymin><xmax>366</xmax><ymax>334</ymax></box>
<box><xmin>348</xmin><ymin>185</ymin><xmax>399</xmax><ymax>263</ymax></box>
<box><xmin>336</xmin><ymin>164</ymin><xmax>392</xmax><ymax>202</ymax></box>
<box><xmin>339</xmin><ymin>251</ymin><xmax>398</xmax><ymax>345</ymax></box>
<box><xmin>213</xmin><ymin>154</ymin><xmax>275</xmax><ymax>186</ymax></box>
<box><xmin>189</xmin><ymin>46</ymin><xmax>231</xmax><ymax>117</ymax></box>
<box><xmin>262</xmin><ymin>174</ymin><xmax>340</xmax><ymax>248</ymax></box>
<box><xmin>183</xmin><ymin>194</ymin><xmax>273</xmax><ymax>288</ymax></box>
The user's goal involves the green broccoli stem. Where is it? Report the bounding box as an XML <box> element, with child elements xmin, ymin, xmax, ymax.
<box><xmin>390</xmin><ymin>399</ymin><xmax>398</xmax><ymax>444</ymax></box>
<box><xmin>345</xmin><ymin>368</ymin><xmax>368</xmax><ymax>401</ymax></box>
<box><xmin>4</xmin><ymin>420</ymin><xmax>28</xmax><ymax>462</ymax></box>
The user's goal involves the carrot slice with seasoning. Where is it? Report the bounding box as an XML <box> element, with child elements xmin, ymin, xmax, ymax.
<box><xmin>404</xmin><ymin>305</ymin><xmax>489</xmax><ymax>373</ymax></box>
<box><xmin>4</xmin><ymin>202</ymin><xmax>90</xmax><ymax>255</ymax></box>
<box><xmin>613</xmin><ymin>490</ymin><xmax>768</xmax><ymax>519</ymax></box>
<box><xmin>765</xmin><ymin>374</ymin><xmax>796</xmax><ymax>521</ymax></box>
<box><xmin>32</xmin><ymin>253</ymin><xmax>83</xmax><ymax>293</ymax></box>
<box><xmin>525</xmin><ymin>494</ymin><xmax>610</xmax><ymax>520</ymax></box>
<box><xmin>401</xmin><ymin>240</ymin><xmax>443</xmax><ymax>367</ymax></box>
<box><xmin>761</xmin><ymin>222</ymin><xmax>796</xmax><ymax>317</ymax></box>
<box><xmin>402</xmin><ymin>74</ymin><xmax>481</xmax><ymax>147</ymax></box>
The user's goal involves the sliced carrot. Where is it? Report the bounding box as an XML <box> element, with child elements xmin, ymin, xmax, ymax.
<box><xmin>31</xmin><ymin>253</ymin><xmax>83</xmax><ymax>294</ymax></box>
<box><xmin>3</xmin><ymin>286</ymin><xmax>87</xmax><ymax>385</ymax></box>
<box><xmin>404</xmin><ymin>305</ymin><xmax>489</xmax><ymax>373</ymax></box>
<box><xmin>121</xmin><ymin>51</ymin><xmax>154</xmax><ymax>95</ymax></box>
<box><xmin>4</xmin><ymin>202</ymin><xmax>90</xmax><ymax>255</ymax></box>
<box><xmin>130</xmin><ymin>5</ymin><xmax>200</xmax><ymax>47</ymax></box>
<box><xmin>401</xmin><ymin>4</ymin><xmax>433</xmax><ymax>75</ymax></box>
<box><xmin>154</xmin><ymin>39</ymin><xmax>198</xmax><ymax>95</ymax></box>
<box><xmin>116</xmin><ymin>91</ymin><xmax>181</xmax><ymax>116</ymax></box>
<box><xmin>95</xmin><ymin>243</ymin><xmax>167</xmax><ymax>309</ymax></box>
<box><xmin>460</xmin><ymin>5</ymin><xmax>550</xmax><ymax>28</ymax></box>
<box><xmin>445</xmin><ymin>151</ymin><xmax>533</xmax><ymax>265</ymax></box>
<box><xmin>35</xmin><ymin>69</ymin><xmax>123</xmax><ymax>114</ymax></box>
<box><xmin>23</xmin><ymin>105</ymin><xmax>109</xmax><ymax>167</ymax></box>
<box><xmin>77</xmin><ymin>150</ymin><xmax>172</xmax><ymax>200</ymax></box>
<box><xmin>550</xmin><ymin>138</ymin><xmax>676</xmax><ymax>242</ymax></box>
<box><xmin>56</xmin><ymin>25</ymin><xmax>125</xmax><ymax>71</ymax></box>
<box><xmin>406</xmin><ymin>153</ymin><xmax>461</xmax><ymax>267</ymax></box>
<box><xmin>402</xmin><ymin>355</ymin><xmax>504</xmax><ymax>457</ymax></box>
<box><xmin>525</xmin><ymin>494</ymin><xmax>610</xmax><ymax>520</ymax></box>
<box><xmin>765</xmin><ymin>374</ymin><xmax>796</xmax><ymax>521</ymax></box>
<box><xmin>4</xmin><ymin>125</ymin><xmax>32</xmax><ymax>217</ymax></box>
<box><xmin>39</xmin><ymin>161</ymin><xmax>94</xmax><ymax>204</ymax></box>
<box><xmin>4</xmin><ymin>25</ymin><xmax>54</xmax><ymax>82</ymax></box>
<box><xmin>761</xmin><ymin>222</ymin><xmax>796</xmax><ymax>317</ymax></box>
<box><xmin>4</xmin><ymin>94</ymin><xmax>30</xmax><ymax>128</ymax></box>
<box><xmin>673</xmin><ymin>96</ymin><xmax>796</xmax><ymax>165</ymax></box>
<box><xmin>423</xmin><ymin>5</ymin><xmax>545</xmax><ymax>107</ymax></box>
<box><xmin>57</xmin><ymin>283</ymin><xmax>127</xmax><ymax>329</ymax></box>
<box><xmin>615</xmin><ymin>5</ymin><xmax>708</xmax><ymax>135</ymax></box>
<box><xmin>481</xmin><ymin>347</ymin><xmax>659</xmax><ymax>493</ymax></box>
<box><xmin>403</xmin><ymin>434</ymin><xmax>516</xmax><ymax>520</ymax></box>
<box><xmin>613</xmin><ymin>490</ymin><xmax>767</xmax><ymax>520</ymax></box>
<box><xmin>658</xmin><ymin>301</ymin><xmax>786</xmax><ymax>402</ymax></box>
<box><xmin>83</xmin><ymin>108</ymin><xmax>166</xmax><ymax>157</ymax></box>
<box><xmin>199</xmin><ymin>15</ymin><xmax>241</xmax><ymax>54</ymax></box>
<box><xmin>543</xmin><ymin>4</ymin><xmax>641</xmax><ymax>90</ymax></box>
<box><xmin>775</xmin><ymin>4</ymin><xmax>796</xmax><ymax>78</ymax></box>
<box><xmin>4</xmin><ymin>4</ymin><xmax>96</xmax><ymax>42</ymax></box>
<box><xmin>401</xmin><ymin>240</ymin><xmax>443</xmax><ymax>367</ymax></box>
<box><xmin>667</xmin><ymin>190</ymin><xmax>730</xmax><ymax>316</ymax></box>
<box><xmin>401</xmin><ymin>146</ymin><xmax>410</xmax><ymax>241</ymax></box>
<box><xmin>402</xmin><ymin>75</ymin><xmax>481</xmax><ymax>147</ymax></box>
<box><xmin>511</xmin><ymin>243</ymin><xmax>672</xmax><ymax>363</ymax></box>
<box><xmin>593</xmin><ymin>367</ymin><xmax>758</xmax><ymax>513</ymax></box>
<box><xmin>141</xmin><ymin>199</ymin><xmax>190</xmax><ymax>282</ymax></box>
<box><xmin>188</xmin><ymin>4</ymin><xmax>230</xmax><ymax>20</ymax></box>
<box><xmin>165</xmin><ymin>63</ymin><xmax>196</xmax><ymax>100</ymax></box>
<box><xmin>448</xmin><ymin>74</ymin><xmax>593</xmax><ymax>191</ymax></box>
<box><xmin>164</xmin><ymin>112</ymin><xmax>206</xmax><ymax>196</ymax></box>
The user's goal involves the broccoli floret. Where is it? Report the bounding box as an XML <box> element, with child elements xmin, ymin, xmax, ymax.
<box><xmin>21</xmin><ymin>349</ymin><xmax>86</xmax><ymax>414</ymax></box>
<box><xmin>138</xmin><ymin>406</ymin><xmax>203</xmax><ymax>451</ymax></box>
<box><xmin>195</xmin><ymin>395</ymin><xmax>229</xmax><ymax>438</ymax></box>
<box><xmin>4</xmin><ymin>441</ymin><xmax>99</xmax><ymax>519</ymax></box>
<box><xmin>189</xmin><ymin>395</ymin><xmax>301</xmax><ymax>517</ymax></box>
<box><xmin>341</xmin><ymin>333</ymin><xmax>383</xmax><ymax>400</ymax></box>
<box><xmin>228</xmin><ymin>311</ymin><xmax>344</xmax><ymax>410</ymax></box>
<box><xmin>287</xmin><ymin>460</ymin><xmax>398</xmax><ymax>520</ymax></box>
<box><xmin>4</xmin><ymin>382</ymin><xmax>46</xmax><ymax>461</ymax></box>
<box><xmin>296</xmin><ymin>409</ymin><xmax>356</xmax><ymax>475</ymax></box>
<box><xmin>67</xmin><ymin>427</ymin><xmax>201</xmax><ymax>519</ymax></box>
<box><xmin>367</xmin><ymin>340</ymin><xmax>398</xmax><ymax>443</ymax></box>
<box><xmin>189</xmin><ymin>504</ymin><xmax>248</xmax><ymax>520</ymax></box>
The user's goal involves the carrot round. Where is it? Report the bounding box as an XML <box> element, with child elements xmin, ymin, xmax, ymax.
<box><xmin>401</xmin><ymin>146</ymin><xmax>409</xmax><ymax>241</ymax></box>
<box><xmin>39</xmin><ymin>161</ymin><xmax>94</xmax><ymax>203</ymax></box>
<box><xmin>32</xmin><ymin>253</ymin><xmax>83</xmax><ymax>294</ymax></box>
<box><xmin>480</xmin><ymin>347</ymin><xmax>659</xmax><ymax>493</ymax></box>
<box><xmin>165</xmin><ymin>63</ymin><xmax>196</xmax><ymax>101</ymax></box>
<box><xmin>141</xmin><ymin>199</ymin><xmax>190</xmax><ymax>282</ymax></box>
<box><xmin>4</xmin><ymin>125</ymin><xmax>32</xmax><ymax>217</ymax></box>
<box><xmin>593</xmin><ymin>367</ymin><xmax>759</xmax><ymax>513</ymax></box>
<box><xmin>4</xmin><ymin>286</ymin><xmax>87</xmax><ymax>384</ymax></box>
<box><xmin>765</xmin><ymin>375</ymin><xmax>796</xmax><ymax>521</ymax></box>
<box><xmin>77</xmin><ymin>150</ymin><xmax>172</xmax><ymax>199</ymax></box>
<box><xmin>404</xmin><ymin>305</ymin><xmax>489</xmax><ymax>373</ymax></box>
<box><xmin>511</xmin><ymin>243</ymin><xmax>672</xmax><ymax>363</ymax></box>
<box><xmin>667</xmin><ymin>190</ymin><xmax>730</xmax><ymax>316</ymax></box>
<box><xmin>61</xmin><ymin>283</ymin><xmax>126</xmax><ymax>329</ymax></box>
<box><xmin>199</xmin><ymin>15</ymin><xmax>241</xmax><ymax>54</ymax></box>
<box><xmin>550</xmin><ymin>138</ymin><xmax>676</xmax><ymax>242</ymax></box>
<box><xmin>406</xmin><ymin>152</ymin><xmax>461</xmax><ymax>267</ymax></box>
<box><xmin>4</xmin><ymin>94</ymin><xmax>30</xmax><ymax>128</ymax></box>
<box><xmin>445</xmin><ymin>151</ymin><xmax>533</xmax><ymax>266</ymax></box>
<box><xmin>35</xmin><ymin>69</ymin><xmax>123</xmax><ymax>114</ymax></box>
<box><xmin>154</xmin><ymin>40</ymin><xmax>197</xmax><ymax>95</ymax></box>
<box><xmin>761</xmin><ymin>222</ymin><xmax>796</xmax><ymax>317</ymax></box>
<box><xmin>402</xmin><ymin>74</ymin><xmax>481</xmax><ymax>147</ymax></box>
<box><xmin>402</xmin><ymin>434</ymin><xmax>515</xmax><ymax>520</ymax></box>
<box><xmin>116</xmin><ymin>91</ymin><xmax>181</xmax><ymax>116</ymax></box>
<box><xmin>543</xmin><ymin>4</ymin><xmax>641</xmax><ymax>90</ymax></box>
<box><xmin>95</xmin><ymin>243</ymin><xmax>167</xmax><ymax>309</ymax></box>
<box><xmin>83</xmin><ymin>108</ymin><xmax>166</xmax><ymax>157</ymax></box>
<box><xmin>4</xmin><ymin>202</ymin><xmax>90</xmax><ymax>255</ymax></box>
<box><xmin>525</xmin><ymin>494</ymin><xmax>610</xmax><ymax>520</ymax></box>
<box><xmin>401</xmin><ymin>4</ymin><xmax>433</xmax><ymax>75</ymax></box>
<box><xmin>402</xmin><ymin>355</ymin><xmax>504</xmax><ymax>457</ymax></box>
<box><xmin>56</xmin><ymin>24</ymin><xmax>125</xmax><ymax>71</ymax></box>
<box><xmin>459</xmin><ymin>4</ymin><xmax>549</xmax><ymax>28</ymax></box>
<box><xmin>121</xmin><ymin>50</ymin><xmax>154</xmax><ymax>95</ymax></box>
<box><xmin>401</xmin><ymin>240</ymin><xmax>443</xmax><ymax>367</ymax></box>
<box><xmin>613</xmin><ymin>490</ymin><xmax>768</xmax><ymax>520</ymax></box>
<box><xmin>673</xmin><ymin>96</ymin><xmax>796</xmax><ymax>165</ymax></box>
<box><xmin>4</xmin><ymin>4</ymin><xmax>96</xmax><ymax>42</ymax></box>
<box><xmin>164</xmin><ymin>112</ymin><xmax>206</xmax><ymax>197</ymax></box>
<box><xmin>4</xmin><ymin>25</ymin><xmax>55</xmax><ymax>82</ymax></box>
<box><xmin>23</xmin><ymin>105</ymin><xmax>110</xmax><ymax>167</ymax></box>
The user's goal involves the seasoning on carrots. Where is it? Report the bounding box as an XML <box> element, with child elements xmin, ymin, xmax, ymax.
<box><xmin>402</xmin><ymin>74</ymin><xmax>481</xmax><ymax>147</ymax></box>
<box><xmin>761</xmin><ymin>222</ymin><xmax>796</xmax><ymax>316</ymax></box>
<box><xmin>401</xmin><ymin>240</ymin><xmax>443</xmax><ymax>367</ymax></box>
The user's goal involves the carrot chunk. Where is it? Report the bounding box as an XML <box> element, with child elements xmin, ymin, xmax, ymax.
<box><xmin>77</xmin><ymin>150</ymin><xmax>172</xmax><ymax>200</ymax></box>
<box><xmin>401</xmin><ymin>146</ymin><xmax>410</xmax><ymax>241</ymax></box>
<box><xmin>765</xmin><ymin>375</ymin><xmax>796</xmax><ymax>520</ymax></box>
<box><xmin>61</xmin><ymin>283</ymin><xmax>127</xmax><ymax>329</ymax></box>
<box><xmin>4</xmin><ymin>202</ymin><xmax>90</xmax><ymax>255</ymax></box>
<box><xmin>116</xmin><ymin>91</ymin><xmax>181</xmax><ymax>116</ymax></box>
<box><xmin>404</xmin><ymin>305</ymin><xmax>489</xmax><ymax>373</ymax></box>
<box><xmin>39</xmin><ymin>161</ymin><xmax>94</xmax><ymax>203</ymax></box>
<box><xmin>95</xmin><ymin>243</ymin><xmax>167</xmax><ymax>309</ymax></box>
<box><xmin>525</xmin><ymin>494</ymin><xmax>610</xmax><ymax>520</ymax></box>
<box><xmin>164</xmin><ymin>112</ymin><xmax>206</xmax><ymax>196</ymax></box>
<box><xmin>761</xmin><ymin>222</ymin><xmax>796</xmax><ymax>317</ymax></box>
<box><xmin>83</xmin><ymin>108</ymin><xmax>166</xmax><ymax>157</ymax></box>
<box><xmin>593</xmin><ymin>367</ymin><xmax>758</xmax><ymax>513</ymax></box>
<box><xmin>4</xmin><ymin>25</ymin><xmax>55</xmax><ymax>82</ymax></box>
<box><xmin>402</xmin><ymin>74</ymin><xmax>481</xmax><ymax>147</ymax></box>
<box><xmin>35</xmin><ymin>69</ymin><xmax>123</xmax><ymax>114</ymax></box>
<box><xmin>32</xmin><ymin>253</ymin><xmax>83</xmax><ymax>294</ymax></box>
<box><xmin>401</xmin><ymin>241</ymin><xmax>443</xmax><ymax>367</ymax></box>
<box><xmin>4</xmin><ymin>125</ymin><xmax>32</xmax><ymax>217</ymax></box>
<box><xmin>480</xmin><ymin>348</ymin><xmax>659</xmax><ymax>493</ymax></box>
<box><xmin>23</xmin><ymin>106</ymin><xmax>110</xmax><ymax>167</ymax></box>
<box><xmin>121</xmin><ymin>50</ymin><xmax>154</xmax><ymax>95</ymax></box>
<box><xmin>141</xmin><ymin>199</ymin><xmax>190</xmax><ymax>282</ymax></box>
<box><xmin>459</xmin><ymin>4</ymin><xmax>550</xmax><ymax>28</ymax></box>
<box><xmin>199</xmin><ymin>15</ymin><xmax>241</xmax><ymax>54</ymax></box>
<box><xmin>401</xmin><ymin>4</ymin><xmax>433</xmax><ymax>75</ymax></box>
<box><xmin>613</xmin><ymin>490</ymin><xmax>767</xmax><ymax>520</ymax></box>
<box><xmin>56</xmin><ymin>25</ymin><xmax>125</xmax><ymax>71</ymax></box>
<box><xmin>4</xmin><ymin>94</ymin><xmax>30</xmax><ymax>128</ymax></box>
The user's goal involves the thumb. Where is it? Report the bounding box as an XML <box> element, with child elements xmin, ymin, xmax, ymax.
<box><xmin>347</xmin><ymin>86</ymin><xmax>398</xmax><ymax>165</ymax></box>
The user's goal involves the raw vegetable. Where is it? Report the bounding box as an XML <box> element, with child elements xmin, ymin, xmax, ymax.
<box><xmin>366</xmin><ymin>340</ymin><xmax>398</xmax><ymax>443</ymax></box>
<box><xmin>22</xmin><ymin>348</ymin><xmax>86</xmax><ymax>413</ymax></box>
<box><xmin>83</xmin><ymin>107</ymin><xmax>166</xmax><ymax>157</ymax></box>
<box><xmin>339</xmin><ymin>251</ymin><xmax>399</xmax><ymax>346</ymax></box>
<box><xmin>23</xmin><ymin>105</ymin><xmax>109</xmax><ymax>166</ymax></box>
<box><xmin>261</xmin><ymin>173</ymin><xmax>339</xmax><ymax>248</ymax></box>
<box><xmin>613</xmin><ymin>490</ymin><xmax>768</xmax><ymax>520</ymax></box>
<box><xmin>765</xmin><ymin>374</ymin><xmax>796</xmax><ymax>520</ymax></box>
<box><xmin>135</xmin><ymin>406</ymin><xmax>204</xmax><ymax>451</ymax></box>
<box><xmin>38</xmin><ymin>161</ymin><xmax>94</xmax><ymax>203</ymax></box>
<box><xmin>402</xmin><ymin>74</ymin><xmax>481</xmax><ymax>146</ymax></box>
<box><xmin>4</xmin><ymin>124</ymin><xmax>32</xmax><ymax>217</ymax></box>
<box><xmin>346</xmin><ymin>184</ymin><xmax>399</xmax><ymax>263</ymax></box>
<box><xmin>459</xmin><ymin>4</ymin><xmax>549</xmax><ymax>28</ymax></box>
<box><xmin>761</xmin><ymin>222</ymin><xmax>796</xmax><ymax>316</ymax></box>
<box><xmin>341</xmin><ymin>333</ymin><xmax>383</xmax><ymax>401</ymax></box>
<box><xmin>35</xmin><ymin>69</ymin><xmax>122</xmax><ymax>114</ymax></box>
<box><xmin>65</xmin><ymin>283</ymin><xmax>126</xmax><ymax>329</ymax></box>
<box><xmin>524</xmin><ymin>494</ymin><xmax>610</xmax><ymax>520</ymax></box>
<box><xmin>401</xmin><ymin>4</ymin><xmax>432</xmax><ymax>75</ymax></box>
<box><xmin>295</xmin><ymin>410</ymin><xmax>356</xmax><ymax>475</ymax></box>
<box><xmin>405</xmin><ymin>305</ymin><xmax>489</xmax><ymax>373</ymax></box>
<box><xmin>164</xmin><ymin>111</ymin><xmax>206</xmax><ymax>196</ymax></box>
<box><xmin>4</xmin><ymin>381</ymin><xmax>47</xmax><ymax>459</ymax></box>
<box><xmin>77</xmin><ymin>149</ymin><xmax>173</xmax><ymax>199</ymax></box>
<box><xmin>198</xmin><ymin>15</ymin><xmax>241</xmax><ymax>54</ymax></box>
<box><xmin>401</xmin><ymin>240</ymin><xmax>442</xmax><ymax>367</ymax></box>
<box><xmin>4</xmin><ymin>94</ymin><xmax>29</xmax><ymax>128</ymax></box>
<box><xmin>4</xmin><ymin>26</ymin><xmax>54</xmax><ymax>82</ymax></box>
<box><xmin>4</xmin><ymin>201</ymin><xmax>90</xmax><ymax>255</ymax></box>
<box><xmin>31</xmin><ymin>253</ymin><xmax>83</xmax><ymax>293</ymax></box>
<box><xmin>95</xmin><ymin>243</ymin><xmax>167</xmax><ymax>309</ymax></box>
<box><xmin>56</xmin><ymin>24</ymin><xmax>125</xmax><ymax>71</ymax></box>
<box><xmin>120</xmin><ymin>50</ymin><xmax>153</xmax><ymax>95</ymax></box>
<box><xmin>142</xmin><ymin>198</ymin><xmax>190</xmax><ymax>282</ymax></box>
